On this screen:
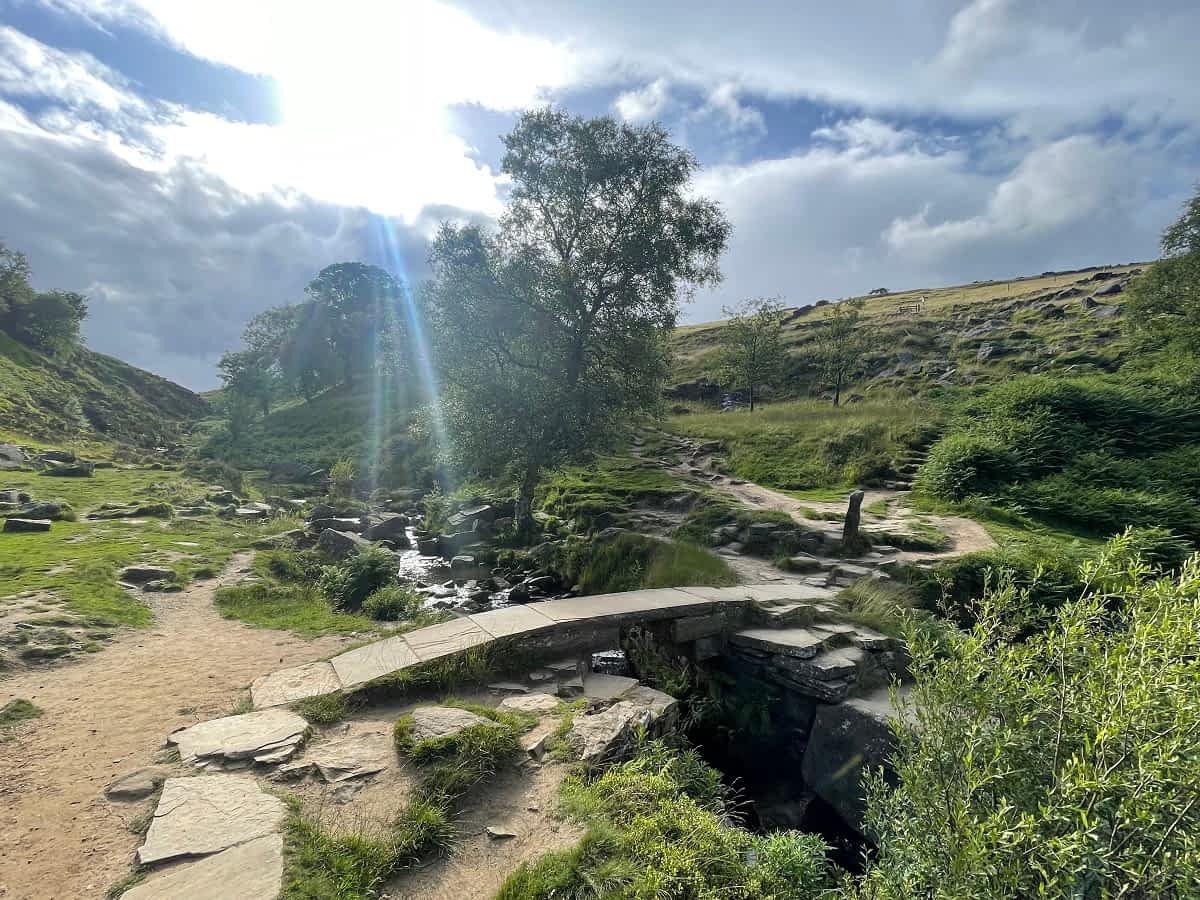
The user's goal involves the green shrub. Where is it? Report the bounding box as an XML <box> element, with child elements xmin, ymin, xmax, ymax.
<box><xmin>917</xmin><ymin>433</ymin><xmax>1022</xmax><ymax>501</ymax></box>
<box><xmin>329</xmin><ymin>456</ymin><xmax>356</xmax><ymax>499</ymax></box>
<box><xmin>853</xmin><ymin>543</ymin><xmax>1200</xmax><ymax>899</ymax></box>
<box><xmin>319</xmin><ymin>545</ymin><xmax>396</xmax><ymax>612</ymax></box>
<box><xmin>292</xmin><ymin>692</ymin><xmax>350</xmax><ymax>726</ymax></box>
<box><xmin>363</xmin><ymin>584</ymin><xmax>422</xmax><ymax>621</ymax></box>
<box><xmin>559</xmin><ymin>532</ymin><xmax>736</xmax><ymax>594</ymax></box>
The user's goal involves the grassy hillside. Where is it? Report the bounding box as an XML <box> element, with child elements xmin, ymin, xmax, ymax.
<box><xmin>196</xmin><ymin>376</ymin><xmax>435</xmax><ymax>489</ymax></box>
<box><xmin>672</xmin><ymin>263</ymin><xmax>1144</xmax><ymax>398</ymax></box>
<box><xmin>0</xmin><ymin>329</ymin><xmax>207</xmax><ymax>446</ymax></box>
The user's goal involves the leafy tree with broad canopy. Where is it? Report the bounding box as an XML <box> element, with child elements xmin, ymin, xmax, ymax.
<box><xmin>718</xmin><ymin>296</ymin><xmax>788</xmax><ymax>411</ymax></box>
<box><xmin>425</xmin><ymin>109</ymin><xmax>730</xmax><ymax>528</ymax></box>
<box><xmin>0</xmin><ymin>241</ymin><xmax>88</xmax><ymax>355</ymax></box>
<box><xmin>304</xmin><ymin>262</ymin><xmax>404</xmax><ymax>384</ymax></box>
<box><xmin>1128</xmin><ymin>183</ymin><xmax>1200</xmax><ymax>357</ymax></box>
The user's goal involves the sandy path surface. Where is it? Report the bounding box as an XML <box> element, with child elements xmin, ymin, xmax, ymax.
<box><xmin>0</xmin><ymin>552</ymin><xmax>350</xmax><ymax>900</ymax></box>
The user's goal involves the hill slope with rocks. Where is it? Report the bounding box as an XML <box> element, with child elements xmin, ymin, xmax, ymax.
<box><xmin>0</xmin><ymin>329</ymin><xmax>207</xmax><ymax>447</ymax></box>
<box><xmin>670</xmin><ymin>263</ymin><xmax>1144</xmax><ymax>401</ymax></box>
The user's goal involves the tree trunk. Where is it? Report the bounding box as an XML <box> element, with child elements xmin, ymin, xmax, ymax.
<box><xmin>749</xmin><ymin>383</ymin><xmax>755</xmax><ymax>412</ymax></box>
<box><xmin>833</xmin><ymin>372</ymin><xmax>842</xmax><ymax>407</ymax></box>
<box><xmin>515</xmin><ymin>458</ymin><xmax>541</xmax><ymax>535</ymax></box>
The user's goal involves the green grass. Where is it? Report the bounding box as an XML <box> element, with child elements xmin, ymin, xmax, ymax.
<box><xmin>667</xmin><ymin>398</ymin><xmax>937</xmax><ymax>492</ymax></box>
<box><xmin>214</xmin><ymin>582</ymin><xmax>374</xmax><ymax>638</ymax></box>
<box><xmin>538</xmin><ymin>453</ymin><xmax>692</xmax><ymax>529</ymax></box>
<box><xmin>498</xmin><ymin>741</ymin><xmax>833</xmax><ymax>899</ymax></box>
<box><xmin>0</xmin><ymin>698</ymin><xmax>43</xmax><ymax>740</ymax></box>
<box><xmin>292</xmin><ymin>692</ymin><xmax>352</xmax><ymax>726</ymax></box>
<box><xmin>558</xmin><ymin>532</ymin><xmax>737</xmax><ymax>594</ymax></box>
<box><xmin>0</xmin><ymin>465</ymin><xmax>291</xmax><ymax>627</ymax></box>
<box><xmin>0</xmin><ymin>327</ymin><xmax>206</xmax><ymax>446</ymax></box>
<box><xmin>284</xmin><ymin>698</ymin><xmax>534</xmax><ymax>898</ymax></box>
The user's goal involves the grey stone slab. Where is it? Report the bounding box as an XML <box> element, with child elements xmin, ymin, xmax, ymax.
<box><xmin>528</xmin><ymin>588</ymin><xmax>710</xmax><ymax>625</ymax></box>
<box><xmin>671</xmin><ymin>611</ymin><xmax>729</xmax><ymax>642</ymax></box>
<box><xmin>126</xmin><ymin>834</ymin><xmax>283</xmax><ymax>899</ymax></box>
<box><xmin>304</xmin><ymin>731</ymin><xmax>393</xmax><ymax>782</ymax></box>
<box><xmin>468</xmin><ymin>604</ymin><xmax>556</xmax><ymax>640</ymax></box>
<box><xmin>582</xmin><ymin>672</ymin><xmax>638</xmax><ymax>700</ymax></box>
<box><xmin>677</xmin><ymin>585</ymin><xmax>758</xmax><ymax>604</ymax></box>
<box><xmin>137</xmin><ymin>775</ymin><xmax>286</xmax><ymax>864</ymax></box>
<box><xmin>407</xmin><ymin>706</ymin><xmax>498</xmax><ymax>743</ymax></box>
<box><xmin>403</xmin><ymin>618</ymin><xmax>491</xmax><ymax>662</ymax></box>
<box><xmin>105</xmin><ymin>767</ymin><xmax>167</xmax><ymax>801</ymax></box>
<box><xmin>731</xmin><ymin>627</ymin><xmax>829</xmax><ymax>659</ymax></box>
<box><xmin>500</xmin><ymin>692</ymin><xmax>561</xmax><ymax>714</ymax></box>
<box><xmin>169</xmin><ymin>708</ymin><xmax>309</xmax><ymax>765</ymax></box>
<box><xmin>742</xmin><ymin>583</ymin><xmax>838</xmax><ymax>603</ymax></box>
<box><xmin>251</xmin><ymin>660</ymin><xmax>342</xmax><ymax>709</ymax></box>
<box><xmin>330</xmin><ymin>634</ymin><xmax>420</xmax><ymax>689</ymax></box>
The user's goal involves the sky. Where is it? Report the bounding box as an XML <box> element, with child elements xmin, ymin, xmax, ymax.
<box><xmin>0</xmin><ymin>0</ymin><xmax>1196</xmax><ymax>389</ymax></box>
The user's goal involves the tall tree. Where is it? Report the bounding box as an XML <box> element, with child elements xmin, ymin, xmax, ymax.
<box><xmin>9</xmin><ymin>290</ymin><xmax>88</xmax><ymax>355</ymax></box>
<box><xmin>426</xmin><ymin>109</ymin><xmax>730</xmax><ymax>529</ymax></box>
<box><xmin>217</xmin><ymin>349</ymin><xmax>275</xmax><ymax>419</ymax></box>
<box><xmin>0</xmin><ymin>242</ymin><xmax>33</xmax><ymax>318</ymax></box>
<box><xmin>717</xmin><ymin>297</ymin><xmax>787</xmax><ymax>411</ymax></box>
<box><xmin>1128</xmin><ymin>183</ymin><xmax>1200</xmax><ymax>356</ymax></box>
<box><xmin>814</xmin><ymin>298</ymin><xmax>870</xmax><ymax>406</ymax></box>
<box><xmin>278</xmin><ymin>300</ymin><xmax>337</xmax><ymax>401</ymax></box>
<box><xmin>304</xmin><ymin>262</ymin><xmax>403</xmax><ymax>383</ymax></box>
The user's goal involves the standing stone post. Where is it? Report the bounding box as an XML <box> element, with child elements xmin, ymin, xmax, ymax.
<box><xmin>842</xmin><ymin>489</ymin><xmax>868</xmax><ymax>555</ymax></box>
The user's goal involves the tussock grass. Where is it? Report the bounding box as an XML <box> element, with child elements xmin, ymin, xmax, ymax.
<box><xmin>0</xmin><ymin>698</ymin><xmax>43</xmax><ymax>740</ymax></box>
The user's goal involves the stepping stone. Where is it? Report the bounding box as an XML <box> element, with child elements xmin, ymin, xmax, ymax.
<box><xmin>105</xmin><ymin>767</ymin><xmax>167</xmax><ymax>801</ymax></box>
<box><xmin>407</xmin><ymin>706</ymin><xmax>498</xmax><ymax>744</ymax></box>
<box><xmin>169</xmin><ymin>708</ymin><xmax>309</xmax><ymax>766</ymax></box>
<box><xmin>126</xmin><ymin>834</ymin><xmax>283</xmax><ymax>899</ymax></box>
<box><xmin>251</xmin><ymin>661</ymin><xmax>342</xmax><ymax>709</ymax></box>
<box><xmin>331</xmin><ymin>634</ymin><xmax>420</xmax><ymax>689</ymax></box>
<box><xmin>582</xmin><ymin>673</ymin><xmax>638</xmax><ymax>700</ymax></box>
<box><xmin>500</xmin><ymin>692</ymin><xmax>561</xmax><ymax>714</ymax></box>
<box><xmin>119</xmin><ymin>565</ymin><xmax>174</xmax><ymax>583</ymax></box>
<box><xmin>731</xmin><ymin>627</ymin><xmax>830</xmax><ymax>659</ymax></box>
<box><xmin>137</xmin><ymin>775</ymin><xmax>286</xmax><ymax>864</ymax></box>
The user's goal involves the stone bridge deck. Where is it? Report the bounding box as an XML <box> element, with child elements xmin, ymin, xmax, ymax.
<box><xmin>251</xmin><ymin>583</ymin><xmax>845</xmax><ymax>709</ymax></box>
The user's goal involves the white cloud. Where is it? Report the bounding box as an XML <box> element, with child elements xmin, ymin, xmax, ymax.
<box><xmin>699</xmin><ymin>82</ymin><xmax>764</xmax><ymax>134</ymax></box>
<box><xmin>813</xmin><ymin>118</ymin><xmax>918</xmax><ymax>154</ymax></box>
<box><xmin>615</xmin><ymin>79</ymin><xmax>670</xmax><ymax>123</ymax></box>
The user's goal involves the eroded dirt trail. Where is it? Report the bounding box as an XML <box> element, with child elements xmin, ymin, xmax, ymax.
<box><xmin>0</xmin><ymin>553</ymin><xmax>350</xmax><ymax>900</ymax></box>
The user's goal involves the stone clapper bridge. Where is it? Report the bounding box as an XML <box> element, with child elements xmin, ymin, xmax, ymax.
<box><xmin>123</xmin><ymin>583</ymin><xmax>909</xmax><ymax>898</ymax></box>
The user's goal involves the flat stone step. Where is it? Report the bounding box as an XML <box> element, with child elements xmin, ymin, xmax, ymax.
<box><xmin>168</xmin><ymin>709</ymin><xmax>309</xmax><ymax>767</ymax></box>
<box><xmin>137</xmin><ymin>775</ymin><xmax>285</xmax><ymax>864</ymax></box>
<box><xmin>730</xmin><ymin>627</ymin><xmax>834</xmax><ymax>659</ymax></box>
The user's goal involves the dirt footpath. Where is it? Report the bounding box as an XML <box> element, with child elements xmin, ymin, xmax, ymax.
<box><xmin>0</xmin><ymin>553</ymin><xmax>350</xmax><ymax>900</ymax></box>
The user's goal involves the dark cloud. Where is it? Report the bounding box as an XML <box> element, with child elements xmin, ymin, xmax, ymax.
<box><xmin>0</xmin><ymin>127</ymin><xmax>430</xmax><ymax>388</ymax></box>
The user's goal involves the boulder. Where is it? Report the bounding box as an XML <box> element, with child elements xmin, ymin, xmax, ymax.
<box><xmin>449</xmin><ymin>503</ymin><xmax>495</xmax><ymax>529</ymax></box>
<box><xmin>307</xmin><ymin>503</ymin><xmax>336</xmax><ymax>520</ymax></box>
<box><xmin>38</xmin><ymin>449</ymin><xmax>76</xmax><ymax>463</ymax></box>
<box><xmin>416</xmin><ymin>536</ymin><xmax>440</xmax><ymax>555</ymax></box>
<box><xmin>0</xmin><ymin>444</ymin><xmax>28</xmax><ymax>469</ymax></box>
<box><xmin>0</xmin><ymin>489</ymin><xmax>29</xmax><ymax>503</ymax></box>
<box><xmin>318</xmin><ymin>528</ymin><xmax>371</xmax><ymax>561</ymax></box>
<box><xmin>310</xmin><ymin>517</ymin><xmax>364</xmax><ymax>533</ymax></box>
<box><xmin>1089</xmin><ymin>304</ymin><xmax>1122</xmax><ymax>319</ymax></box>
<box><xmin>801</xmin><ymin>687</ymin><xmax>911</xmax><ymax>837</ymax></box>
<box><xmin>1093</xmin><ymin>280</ymin><xmax>1125</xmax><ymax>296</ymax></box>
<box><xmin>450</xmin><ymin>555</ymin><xmax>476</xmax><ymax>571</ymax></box>
<box><xmin>41</xmin><ymin>460</ymin><xmax>93</xmax><ymax>477</ymax></box>
<box><xmin>570</xmin><ymin>685</ymin><xmax>678</xmax><ymax>762</ymax></box>
<box><xmin>406</xmin><ymin>706</ymin><xmax>500</xmax><ymax>744</ymax></box>
<box><xmin>207</xmin><ymin>489</ymin><xmax>237</xmax><ymax>504</ymax></box>
<box><xmin>3</xmin><ymin>518</ymin><xmax>51</xmax><ymax>532</ymax></box>
<box><xmin>120</xmin><ymin>565</ymin><xmax>174</xmax><ymax>583</ymax></box>
<box><xmin>232</xmin><ymin>507</ymin><xmax>270</xmax><ymax>520</ymax></box>
<box><xmin>137</xmin><ymin>775</ymin><xmax>286</xmax><ymax>864</ymax></box>
<box><xmin>283</xmin><ymin>731</ymin><xmax>393</xmax><ymax>783</ymax></box>
<box><xmin>363</xmin><ymin>515</ymin><xmax>410</xmax><ymax>544</ymax></box>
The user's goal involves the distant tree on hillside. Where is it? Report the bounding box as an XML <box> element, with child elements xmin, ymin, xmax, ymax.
<box><xmin>814</xmin><ymin>298</ymin><xmax>871</xmax><ymax>406</ymax></box>
<box><xmin>0</xmin><ymin>241</ymin><xmax>88</xmax><ymax>355</ymax></box>
<box><xmin>1128</xmin><ymin>183</ymin><xmax>1200</xmax><ymax>356</ymax></box>
<box><xmin>425</xmin><ymin>109</ymin><xmax>730</xmax><ymax>530</ymax></box>
<box><xmin>304</xmin><ymin>262</ymin><xmax>404</xmax><ymax>384</ymax></box>
<box><xmin>278</xmin><ymin>301</ymin><xmax>338</xmax><ymax>402</ymax></box>
<box><xmin>717</xmin><ymin>297</ymin><xmax>787</xmax><ymax>411</ymax></box>
<box><xmin>217</xmin><ymin>348</ymin><xmax>275</xmax><ymax>419</ymax></box>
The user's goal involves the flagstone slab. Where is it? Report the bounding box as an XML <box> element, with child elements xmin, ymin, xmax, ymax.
<box><xmin>304</xmin><ymin>730</ymin><xmax>393</xmax><ymax>782</ymax></box>
<box><xmin>251</xmin><ymin>660</ymin><xmax>342</xmax><ymax>709</ymax></box>
<box><xmin>731</xmin><ymin>627</ymin><xmax>830</xmax><ymax>659</ymax></box>
<box><xmin>527</xmin><ymin>588</ymin><xmax>710</xmax><ymax>625</ymax></box>
<box><xmin>125</xmin><ymin>834</ymin><xmax>283</xmax><ymax>899</ymax></box>
<box><xmin>137</xmin><ymin>775</ymin><xmax>286</xmax><ymax>864</ymax></box>
<box><xmin>403</xmin><ymin>617</ymin><xmax>491</xmax><ymax>662</ymax></box>
<box><xmin>469</xmin><ymin>604</ymin><xmax>556</xmax><ymax>640</ymax></box>
<box><xmin>331</xmin><ymin>634</ymin><xmax>420</xmax><ymax>689</ymax></box>
<box><xmin>169</xmin><ymin>708</ymin><xmax>309</xmax><ymax>766</ymax></box>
